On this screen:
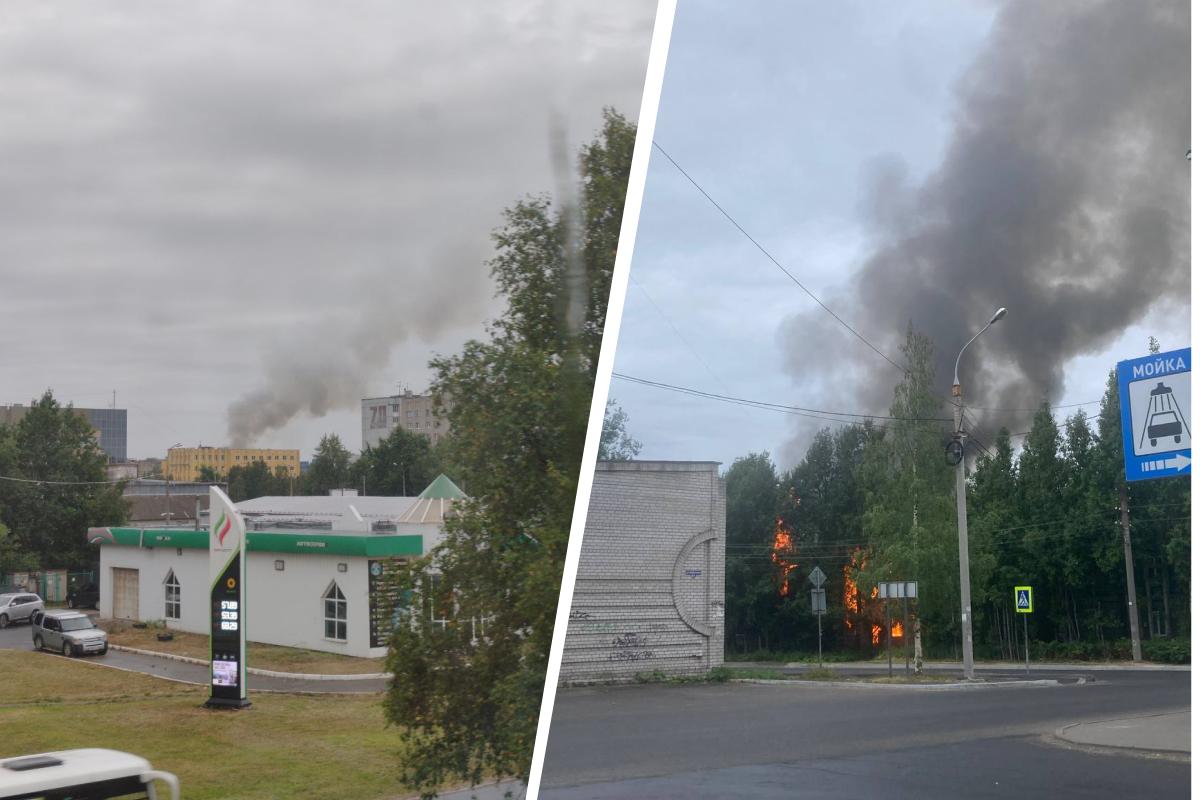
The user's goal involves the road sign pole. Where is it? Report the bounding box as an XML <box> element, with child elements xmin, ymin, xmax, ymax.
<box><xmin>817</xmin><ymin>607</ymin><xmax>823</xmax><ymax>669</ymax></box>
<box><xmin>903</xmin><ymin>597</ymin><xmax>910</xmax><ymax>675</ymax></box>
<box><xmin>886</xmin><ymin>601</ymin><xmax>893</xmax><ymax>678</ymax></box>
<box><xmin>1119</xmin><ymin>482</ymin><xmax>1143</xmax><ymax>662</ymax></box>
<box><xmin>1023</xmin><ymin>614</ymin><xmax>1029</xmax><ymax>675</ymax></box>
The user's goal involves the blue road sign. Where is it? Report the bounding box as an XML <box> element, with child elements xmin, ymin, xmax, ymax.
<box><xmin>1117</xmin><ymin>347</ymin><xmax>1190</xmax><ymax>482</ymax></box>
<box><xmin>1014</xmin><ymin>586</ymin><xmax>1032</xmax><ymax>614</ymax></box>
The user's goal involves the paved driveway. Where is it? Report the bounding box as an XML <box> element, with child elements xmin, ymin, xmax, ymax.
<box><xmin>0</xmin><ymin>615</ymin><xmax>387</xmax><ymax>693</ymax></box>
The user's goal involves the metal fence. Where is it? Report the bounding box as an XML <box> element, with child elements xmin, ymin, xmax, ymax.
<box><xmin>1</xmin><ymin>570</ymin><xmax>95</xmax><ymax>602</ymax></box>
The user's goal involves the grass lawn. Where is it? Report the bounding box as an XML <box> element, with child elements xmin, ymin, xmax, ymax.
<box><xmin>0</xmin><ymin>650</ymin><xmax>412</xmax><ymax>800</ymax></box>
<box><xmin>100</xmin><ymin>621</ymin><xmax>388</xmax><ymax>675</ymax></box>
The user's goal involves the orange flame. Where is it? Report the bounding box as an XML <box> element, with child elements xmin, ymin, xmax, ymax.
<box><xmin>891</xmin><ymin>620</ymin><xmax>903</xmax><ymax>639</ymax></box>
<box><xmin>770</xmin><ymin>518</ymin><xmax>794</xmax><ymax>596</ymax></box>
<box><xmin>843</xmin><ymin>548</ymin><xmax>870</xmax><ymax>631</ymax></box>
<box><xmin>871</xmin><ymin>624</ymin><xmax>881</xmax><ymax>645</ymax></box>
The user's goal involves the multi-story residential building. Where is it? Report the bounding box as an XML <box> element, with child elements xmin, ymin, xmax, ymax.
<box><xmin>1</xmin><ymin>403</ymin><xmax>127</xmax><ymax>462</ymax></box>
<box><xmin>163</xmin><ymin>446</ymin><xmax>301</xmax><ymax>481</ymax></box>
<box><xmin>361</xmin><ymin>389</ymin><xmax>449</xmax><ymax>450</ymax></box>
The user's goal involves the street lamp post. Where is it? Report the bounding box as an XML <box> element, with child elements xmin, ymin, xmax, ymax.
<box><xmin>951</xmin><ymin>307</ymin><xmax>1006</xmax><ymax>680</ymax></box>
<box><xmin>165</xmin><ymin>443</ymin><xmax>183</xmax><ymax>528</ymax></box>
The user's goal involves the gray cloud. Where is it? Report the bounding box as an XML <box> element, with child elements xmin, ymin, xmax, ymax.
<box><xmin>0</xmin><ymin>1</ymin><xmax>654</xmax><ymax>456</ymax></box>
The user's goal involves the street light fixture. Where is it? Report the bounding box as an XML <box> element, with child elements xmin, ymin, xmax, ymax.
<box><xmin>951</xmin><ymin>307</ymin><xmax>1005</xmax><ymax>680</ymax></box>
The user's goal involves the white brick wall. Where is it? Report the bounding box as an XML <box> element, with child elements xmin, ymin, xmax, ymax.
<box><xmin>561</xmin><ymin>461</ymin><xmax>726</xmax><ymax>683</ymax></box>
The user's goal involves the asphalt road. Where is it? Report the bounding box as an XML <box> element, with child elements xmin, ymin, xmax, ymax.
<box><xmin>0</xmin><ymin>617</ymin><xmax>387</xmax><ymax>693</ymax></box>
<box><xmin>540</xmin><ymin>669</ymin><xmax>1190</xmax><ymax>799</ymax></box>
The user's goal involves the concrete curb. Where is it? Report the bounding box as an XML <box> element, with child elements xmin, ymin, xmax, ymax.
<box><xmin>45</xmin><ymin>652</ymin><xmax>380</xmax><ymax>695</ymax></box>
<box><xmin>109</xmin><ymin>644</ymin><xmax>393</xmax><ymax>681</ymax></box>
<box><xmin>1055</xmin><ymin>711</ymin><xmax>1191</xmax><ymax>755</ymax></box>
<box><xmin>732</xmin><ymin>678</ymin><xmax>1063</xmax><ymax>691</ymax></box>
<box><xmin>766</xmin><ymin>661</ymin><xmax>1191</xmax><ymax>672</ymax></box>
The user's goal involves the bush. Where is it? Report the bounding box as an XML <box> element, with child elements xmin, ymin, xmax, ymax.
<box><xmin>1027</xmin><ymin>639</ymin><xmax>1133</xmax><ymax>662</ymax></box>
<box><xmin>1143</xmin><ymin>638</ymin><xmax>1189</xmax><ymax>664</ymax></box>
<box><xmin>707</xmin><ymin>666</ymin><xmax>734</xmax><ymax>682</ymax></box>
<box><xmin>726</xmin><ymin>648</ymin><xmax>863</xmax><ymax>663</ymax></box>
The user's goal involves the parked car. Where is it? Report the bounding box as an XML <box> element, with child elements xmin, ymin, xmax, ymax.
<box><xmin>31</xmin><ymin>610</ymin><xmax>109</xmax><ymax>657</ymax></box>
<box><xmin>0</xmin><ymin>748</ymin><xmax>179</xmax><ymax>800</ymax></box>
<box><xmin>0</xmin><ymin>593</ymin><xmax>44</xmax><ymax>628</ymax></box>
<box><xmin>67</xmin><ymin>582</ymin><xmax>100</xmax><ymax>610</ymax></box>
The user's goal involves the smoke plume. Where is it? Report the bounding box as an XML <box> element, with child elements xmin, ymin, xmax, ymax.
<box><xmin>779</xmin><ymin>0</ymin><xmax>1190</xmax><ymax>455</ymax></box>
<box><xmin>226</xmin><ymin>243</ymin><xmax>491</xmax><ymax>446</ymax></box>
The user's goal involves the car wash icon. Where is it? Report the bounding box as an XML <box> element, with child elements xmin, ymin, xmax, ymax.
<box><xmin>1140</xmin><ymin>382</ymin><xmax>1190</xmax><ymax>449</ymax></box>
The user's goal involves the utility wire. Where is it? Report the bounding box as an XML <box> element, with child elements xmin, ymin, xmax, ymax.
<box><xmin>613</xmin><ymin>372</ymin><xmax>953</xmax><ymax>425</ymax></box>
<box><xmin>628</xmin><ymin>273</ymin><xmax>733</xmax><ymax>396</ymax></box>
<box><xmin>971</xmin><ymin>399</ymin><xmax>1103</xmax><ymax>413</ymax></box>
<box><xmin>653</xmin><ymin>141</ymin><xmax>907</xmax><ymax>374</ymax></box>
<box><xmin>0</xmin><ymin>474</ymin><xmax>132</xmax><ymax>486</ymax></box>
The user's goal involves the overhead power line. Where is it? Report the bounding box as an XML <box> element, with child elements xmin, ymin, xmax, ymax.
<box><xmin>612</xmin><ymin>373</ymin><xmax>953</xmax><ymax>426</ymax></box>
<box><xmin>652</xmin><ymin>141</ymin><xmax>907</xmax><ymax>375</ymax></box>
<box><xmin>970</xmin><ymin>399</ymin><xmax>1103</xmax><ymax>413</ymax></box>
<box><xmin>0</xmin><ymin>474</ymin><xmax>132</xmax><ymax>486</ymax></box>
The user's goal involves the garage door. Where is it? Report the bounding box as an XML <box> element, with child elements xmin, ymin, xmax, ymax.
<box><xmin>112</xmin><ymin>568</ymin><xmax>139</xmax><ymax>620</ymax></box>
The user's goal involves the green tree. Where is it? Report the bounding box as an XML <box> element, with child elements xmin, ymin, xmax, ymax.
<box><xmin>226</xmin><ymin>461</ymin><xmax>291</xmax><ymax>502</ymax></box>
<box><xmin>859</xmin><ymin>328</ymin><xmax>959</xmax><ymax>649</ymax></box>
<box><xmin>383</xmin><ymin>110</ymin><xmax>635</xmax><ymax>797</ymax></box>
<box><xmin>197</xmin><ymin>465</ymin><xmax>222</xmax><ymax>483</ymax></box>
<box><xmin>723</xmin><ymin>452</ymin><xmax>779</xmax><ymax>651</ymax></box>
<box><xmin>0</xmin><ymin>392</ymin><xmax>128</xmax><ymax>567</ymax></box>
<box><xmin>597</xmin><ymin>399</ymin><xmax>641</xmax><ymax>461</ymax></box>
<box><xmin>356</xmin><ymin>427</ymin><xmax>441</xmax><ymax>497</ymax></box>
<box><xmin>303</xmin><ymin>434</ymin><xmax>353</xmax><ymax>496</ymax></box>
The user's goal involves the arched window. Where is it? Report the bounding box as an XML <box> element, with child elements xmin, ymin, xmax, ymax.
<box><xmin>164</xmin><ymin>570</ymin><xmax>180</xmax><ymax>620</ymax></box>
<box><xmin>323</xmin><ymin>582</ymin><xmax>347</xmax><ymax>641</ymax></box>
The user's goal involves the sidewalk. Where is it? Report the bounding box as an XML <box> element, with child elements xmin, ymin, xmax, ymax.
<box><xmin>1057</xmin><ymin>710</ymin><xmax>1190</xmax><ymax>755</ymax></box>
<box><xmin>731</xmin><ymin>659</ymin><xmax>1190</xmax><ymax>672</ymax></box>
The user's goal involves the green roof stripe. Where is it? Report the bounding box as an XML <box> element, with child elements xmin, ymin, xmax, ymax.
<box><xmin>417</xmin><ymin>473</ymin><xmax>466</xmax><ymax>500</ymax></box>
<box><xmin>97</xmin><ymin>528</ymin><xmax>423</xmax><ymax>557</ymax></box>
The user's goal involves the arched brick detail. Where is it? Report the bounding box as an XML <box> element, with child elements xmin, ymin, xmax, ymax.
<box><xmin>672</xmin><ymin>528</ymin><xmax>717</xmax><ymax>636</ymax></box>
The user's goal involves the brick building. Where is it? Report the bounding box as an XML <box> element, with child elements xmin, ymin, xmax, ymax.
<box><xmin>360</xmin><ymin>389</ymin><xmax>449</xmax><ymax>450</ymax></box>
<box><xmin>163</xmin><ymin>447</ymin><xmax>301</xmax><ymax>482</ymax></box>
<box><xmin>561</xmin><ymin>460</ymin><xmax>726</xmax><ymax>683</ymax></box>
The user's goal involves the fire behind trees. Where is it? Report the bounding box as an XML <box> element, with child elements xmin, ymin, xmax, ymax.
<box><xmin>726</xmin><ymin>329</ymin><xmax>1189</xmax><ymax>661</ymax></box>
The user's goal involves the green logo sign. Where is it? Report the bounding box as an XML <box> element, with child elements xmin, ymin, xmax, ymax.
<box><xmin>1014</xmin><ymin>586</ymin><xmax>1033</xmax><ymax>614</ymax></box>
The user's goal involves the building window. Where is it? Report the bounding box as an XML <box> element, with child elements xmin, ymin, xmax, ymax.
<box><xmin>323</xmin><ymin>582</ymin><xmax>347</xmax><ymax>641</ymax></box>
<box><xmin>164</xmin><ymin>570</ymin><xmax>181</xmax><ymax>620</ymax></box>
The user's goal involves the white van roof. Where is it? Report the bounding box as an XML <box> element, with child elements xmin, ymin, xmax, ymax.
<box><xmin>0</xmin><ymin>749</ymin><xmax>152</xmax><ymax>797</ymax></box>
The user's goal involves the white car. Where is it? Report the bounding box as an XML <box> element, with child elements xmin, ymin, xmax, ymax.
<box><xmin>0</xmin><ymin>748</ymin><xmax>179</xmax><ymax>800</ymax></box>
<box><xmin>0</xmin><ymin>593</ymin><xmax>43</xmax><ymax>628</ymax></box>
<box><xmin>30</xmin><ymin>610</ymin><xmax>109</xmax><ymax>657</ymax></box>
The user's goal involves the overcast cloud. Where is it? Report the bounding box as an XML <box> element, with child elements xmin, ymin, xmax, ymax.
<box><xmin>612</xmin><ymin>0</ymin><xmax>1190</xmax><ymax>470</ymax></box>
<box><xmin>0</xmin><ymin>0</ymin><xmax>655</xmax><ymax>459</ymax></box>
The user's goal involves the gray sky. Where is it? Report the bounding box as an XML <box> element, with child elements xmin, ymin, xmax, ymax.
<box><xmin>612</xmin><ymin>0</ymin><xmax>1190</xmax><ymax>470</ymax></box>
<box><xmin>0</xmin><ymin>0</ymin><xmax>655</xmax><ymax>460</ymax></box>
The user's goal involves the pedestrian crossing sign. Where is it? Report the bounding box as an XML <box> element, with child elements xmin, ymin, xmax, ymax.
<box><xmin>1014</xmin><ymin>586</ymin><xmax>1033</xmax><ymax>614</ymax></box>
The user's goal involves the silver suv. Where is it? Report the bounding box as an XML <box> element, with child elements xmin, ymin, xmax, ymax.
<box><xmin>31</xmin><ymin>610</ymin><xmax>109</xmax><ymax>657</ymax></box>
<box><xmin>0</xmin><ymin>593</ymin><xmax>44</xmax><ymax>628</ymax></box>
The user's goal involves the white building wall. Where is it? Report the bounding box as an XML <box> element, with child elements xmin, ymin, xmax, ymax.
<box><xmin>99</xmin><ymin>546</ymin><xmax>389</xmax><ymax>659</ymax></box>
<box><xmin>100</xmin><ymin>546</ymin><xmax>209</xmax><ymax>634</ymax></box>
<box><xmin>561</xmin><ymin>461</ymin><xmax>726</xmax><ymax>684</ymax></box>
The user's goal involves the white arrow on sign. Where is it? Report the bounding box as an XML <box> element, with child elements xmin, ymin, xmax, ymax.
<box><xmin>1168</xmin><ymin>454</ymin><xmax>1191</xmax><ymax>471</ymax></box>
